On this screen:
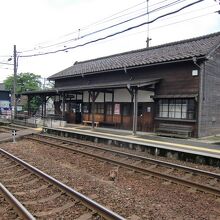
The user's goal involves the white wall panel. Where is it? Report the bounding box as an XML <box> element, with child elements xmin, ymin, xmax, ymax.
<box><xmin>83</xmin><ymin>89</ymin><xmax>154</xmax><ymax>103</ymax></box>
<box><xmin>138</xmin><ymin>90</ymin><xmax>154</xmax><ymax>102</ymax></box>
<box><xmin>114</xmin><ymin>89</ymin><xmax>131</xmax><ymax>102</ymax></box>
<box><xmin>83</xmin><ymin>91</ymin><xmax>89</xmax><ymax>102</ymax></box>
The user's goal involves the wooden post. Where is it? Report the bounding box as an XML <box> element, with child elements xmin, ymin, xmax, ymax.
<box><xmin>90</xmin><ymin>91</ymin><xmax>99</xmax><ymax>130</ymax></box>
<box><xmin>27</xmin><ymin>95</ymin><xmax>30</xmax><ymax>116</ymax></box>
<box><xmin>132</xmin><ymin>87</ymin><xmax>138</xmax><ymax>136</ymax></box>
<box><xmin>112</xmin><ymin>90</ymin><xmax>114</xmax><ymax>121</ymax></box>
<box><xmin>104</xmin><ymin>91</ymin><xmax>106</xmax><ymax>121</ymax></box>
<box><xmin>41</xmin><ymin>96</ymin><xmax>44</xmax><ymax>117</ymax></box>
<box><xmin>91</xmin><ymin>91</ymin><xmax>95</xmax><ymax>130</ymax></box>
<box><xmin>62</xmin><ymin>92</ymin><xmax>65</xmax><ymax>120</ymax></box>
<box><xmin>44</xmin><ymin>95</ymin><xmax>47</xmax><ymax>117</ymax></box>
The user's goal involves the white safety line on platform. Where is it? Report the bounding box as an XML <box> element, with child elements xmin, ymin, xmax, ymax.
<box><xmin>63</xmin><ymin>127</ymin><xmax>220</xmax><ymax>155</ymax></box>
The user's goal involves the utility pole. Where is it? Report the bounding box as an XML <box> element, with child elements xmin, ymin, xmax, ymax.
<box><xmin>146</xmin><ymin>0</ymin><xmax>151</xmax><ymax>47</ymax></box>
<box><xmin>13</xmin><ymin>45</ymin><xmax>17</xmax><ymax>118</ymax></box>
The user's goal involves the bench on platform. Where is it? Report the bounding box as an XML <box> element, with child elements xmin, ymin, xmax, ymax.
<box><xmin>156</xmin><ymin>123</ymin><xmax>193</xmax><ymax>138</ymax></box>
<box><xmin>82</xmin><ymin>120</ymin><xmax>99</xmax><ymax>127</ymax></box>
<box><xmin>100</xmin><ymin>121</ymin><xmax>119</xmax><ymax>128</ymax></box>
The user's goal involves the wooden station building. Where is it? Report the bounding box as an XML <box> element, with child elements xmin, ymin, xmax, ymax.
<box><xmin>24</xmin><ymin>32</ymin><xmax>220</xmax><ymax>138</ymax></box>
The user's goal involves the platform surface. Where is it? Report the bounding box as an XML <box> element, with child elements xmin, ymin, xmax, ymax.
<box><xmin>45</xmin><ymin>124</ymin><xmax>220</xmax><ymax>159</ymax></box>
<box><xmin>0</xmin><ymin>127</ymin><xmax>42</xmax><ymax>143</ymax></box>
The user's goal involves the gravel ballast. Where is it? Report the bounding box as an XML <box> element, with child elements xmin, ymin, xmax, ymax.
<box><xmin>1</xmin><ymin>139</ymin><xmax>220</xmax><ymax>219</ymax></box>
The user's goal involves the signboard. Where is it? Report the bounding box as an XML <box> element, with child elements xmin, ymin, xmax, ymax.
<box><xmin>17</xmin><ymin>106</ymin><xmax>23</xmax><ymax>112</ymax></box>
<box><xmin>114</xmin><ymin>104</ymin><xmax>120</xmax><ymax>115</ymax></box>
<box><xmin>0</xmin><ymin>100</ymin><xmax>10</xmax><ymax>109</ymax></box>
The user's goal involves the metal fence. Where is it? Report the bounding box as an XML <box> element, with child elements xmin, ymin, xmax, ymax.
<box><xmin>11</xmin><ymin>114</ymin><xmax>66</xmax><ymax>128</ymax></box>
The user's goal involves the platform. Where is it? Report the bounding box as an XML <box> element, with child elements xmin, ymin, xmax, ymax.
<box><xmin>43</xmin><ymin>125</ymin><xmax>220</xmax><ymax>160</ymax></box>
<box><xmin>0</xmin><ymin>127</ymin><xmax>42</xmax><ymax>144</ymax></box>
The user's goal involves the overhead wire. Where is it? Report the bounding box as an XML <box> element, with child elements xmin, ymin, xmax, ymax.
<box><xmin>20</xmin><ymin>0</ymin><xmax>205</xmax><ymax>58</ymax></box>
<box><xmin>28</xmin><ymin>0</ymin><xmax>171</xmax><ymax>48</ymax></box>
<box><xmin>72</xmin><ymin>0</ymin><xmax>188</xmax><ymax>40</ymax></box>
<box><xmin>78</xmin><ymin>9</ymin><xmax>219</xmax><ymax>47</ymax></box>
<box><xmin>74</xmin><ymin>0</ymin><xmax>173</xmax><ymax>32</ymax></box>
<box><xmin>0</xmin><ymin>62</ymin><xmax>13</xmax><ymax>66</ymax></box>
<box><xmin>20</xmin><ymin>0</ymin><xmax>189</xmax><ymax>53</ymax></box>
<box><xmin>0</xmin><ymin>67</ymin><xmax>13</xmax><ymax>70</ymax></box>
<box><xmin>20</xmin><ymin>0</ymin><xmax>148</xmax><ymax>51</ymax></box>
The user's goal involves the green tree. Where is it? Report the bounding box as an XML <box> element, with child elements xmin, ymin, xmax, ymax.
<box><xmin>4</xmin><ymin>72</ymin><xmax>42</xmax><ymax>93</ymax></box>
<box><xmin>4</xmin><ymin>72</ymin><xmax>42</xmax><ymax>113</ymax></box>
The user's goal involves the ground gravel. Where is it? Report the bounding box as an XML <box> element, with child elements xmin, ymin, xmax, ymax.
<box><xmin>0</xmin><ymin>193</ymin><xmax>21</xmax><ymax>220</ymax></box>
<box><xmin>1</xmin><ymin>139</ymin><xmax>220</xmax><ymax>219</ymax></box>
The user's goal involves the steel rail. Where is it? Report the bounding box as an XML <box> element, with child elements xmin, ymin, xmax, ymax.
<box><xmin>27</xmin><ymin>135</ymin><xmax>220</xmax><ymax>197</ymax></box>
<box><xmin>0</xmin><ymin>182</ymin><xmax>36</xmax><ymax>220</ymax></box>
<box><xmin>0</xmin><ymin>148</ymin><xmax>126</xmax><ymax>220</ymax></box>
<box><xmin>34</xmin><ymin>134</ymin><xmax>220</xmax><ymax>179</ymax></box>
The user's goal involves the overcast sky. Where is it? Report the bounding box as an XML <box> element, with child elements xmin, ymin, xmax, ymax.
<box><xmin>0</xmin><ymin>0</ymin><xmax>219</xmax><ymax>83</ymax></box>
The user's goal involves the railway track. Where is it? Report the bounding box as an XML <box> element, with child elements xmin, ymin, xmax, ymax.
<box><xmin>0</xmin><ymin>185</ymin><xmax>25</xmax><ymax>220</ymax></box>
<box><xmin>27</xmin><ymin>134</ymin><xmax>220</xmax><ymax>197</ymax></box>
<box><xmin>0</xmin><ymin>148</ymin><xmax>125</xmax><ymax>220</ymax></box>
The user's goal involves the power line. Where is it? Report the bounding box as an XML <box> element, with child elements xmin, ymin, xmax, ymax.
<box><xmin>21</xmin><ymin>1</ymin><xmax>148</xmax><ymax>51</ymax></box>
<box><xmin>0</xmin><ymin>61</ymin><xmax>13</xmax><ymax>66</ymax></box>
<box><xmin>0</xmin><ymin>67</ymin><xmax>13</xmax><ymax>70</ymax></box>
<box><xmin>151</xmin><ymin>10</ymin><xmax>220</xmax><ymax>30</ymax></box>
<box><xmin>21</xmin><ymin>0</ymin><xmax>188</xmax><ymax>53</ymax></box>
<box><xmin>74</xmin><ymin>0</ymin><xmax>173</xmax><ymax>33</ymax></box>
<box><xmin>20</xmin><ymin>0</ymin><xmax>205</xmax><ymax>58</ymax></box>
<box><xmin>56</xmin><ymin>6</ymin><xmax>218</xmax><ymax>49</ymax></box>
<box><xmin>127</xmin><ymin>10</ymin><xmax>219</xmax><ymax>40</ymax></box>
<box><xmin>26</xmin><ymin>0</ymin><xmax>171</xmax><ymax>49</ymax></box>
<box><xmin>77</xmin><ymin>0</ymin><xmax>187</xmax><ymax>40</ymax></box>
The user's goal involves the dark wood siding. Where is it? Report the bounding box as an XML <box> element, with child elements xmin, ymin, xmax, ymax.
<box><xmin>55</xmin><ymin>61</ymin><xmax>200</xmax><ymax>95</ymax></box>
<box><xmin>54</xmin><ymin>61</ymin><xmax>200</xmax><ymax>135</ymax></box>
<box><xmin>154</xmin><ymin>63</ymin><xmax>199</xmax><ymax>96</ymax></box>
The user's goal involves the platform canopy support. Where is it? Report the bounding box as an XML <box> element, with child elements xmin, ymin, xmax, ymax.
<box><xmin>132</xmin><ymin>87</ymin><xmax>138</xmax><ymax>136</ymax></box>
<box><xmin>62</xmin><ymin>92</ymin><xmax>65</xmax><ymax>120</ymax></box>
<box><xmin>90</xmin><ymin>91</ymin><xmax>99</xmax><ymax>130</ymax></box>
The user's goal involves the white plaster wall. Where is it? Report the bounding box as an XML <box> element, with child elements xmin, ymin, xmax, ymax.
<box><xmin>105</xmin><ymin>93</ymin><xmax>113</xmax><ymax>102</ymax></box>
<box><xmin>83</xmin><ymin>91</ymin><xmax>112</xmax><ymax>103</ymax></box>
<box><xmin>96</xmin><ymin>92</ymin><xmax>104</xmax><ymax>102</ymax></box>
<box><xmin>83</xmin><ymin>91</ymin><xmax>89</xmax><ymax>102</ymax></box>
<box><xmin>114</xmin><ymin>89</ymin><xmax>131</xmax><ymax>102</ymax></box>
<box><xmin>83</xmin><ymin>89</ymin><xmax>154</xmax><ymax>103</ymax></box>
<box><xmin>138</xmin><ymin>90</ymin><xmax>154</xmax><ymax>102</ymax></box>
<box><xmin>114</xmin><ymin>89</ymin><xmax>154</xmax><ymax>102</ymax></box>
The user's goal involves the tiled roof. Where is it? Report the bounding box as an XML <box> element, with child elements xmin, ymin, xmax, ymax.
<box><xmin>49</xmin><ymin>32</ymin><xmax>220</xmax><ymax>80</ymax></box>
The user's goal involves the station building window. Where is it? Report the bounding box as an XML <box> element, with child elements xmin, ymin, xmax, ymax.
<box><xmin>106</xmin><ymin>103</ymin><xmax>113</xmax><ymax>115</ymax></box>
<box><xmin>157</xmin><ymin>99</ymin><xmax>196</xmax><ymax>120</ymax></box>
<box><xmin>95</xmin><ymin>103</ymin><xmax>104</xmax><ymax>114</ymax></box>
<box><xmin>114</xmin><ymin>103</ymin><xmax>121</xmax><ymax>115</ymax></box>
<box><xmin>83</xmin><ymin>103</ymin><xmax>90</xmax><ymax>113</ymax></box>
<box><xmin>122</xmin><ymin>103</ymin><xmax>131</xmax><ymax>116</ymax></box>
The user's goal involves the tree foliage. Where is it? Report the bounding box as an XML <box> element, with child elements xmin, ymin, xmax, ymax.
<box><xmin>4</xmin><ymin>72</ymin><xmax>42</xmax><ymax>93</ymax></box>
<box><xmin>4</xmin><ymin>72</ymin><xmax>43</xmax><ymax>113</ymax></box>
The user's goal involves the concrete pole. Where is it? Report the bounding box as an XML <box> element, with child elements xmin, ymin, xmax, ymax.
<box><xmin>13</xmin><ymin>45</ymin><xmax>17</xmax><ymax>119</ymax></box>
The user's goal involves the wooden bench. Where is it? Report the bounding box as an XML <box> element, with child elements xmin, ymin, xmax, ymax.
<box><xmin>82</xmin><ymin>120</ymin><xmax>99</xmax><ymax>127</ymax></box>
<box><xmin>100</xmin><ymin>121</ymin><xmax>118</xmax><ymax>128</ymax></box>
<box><xmin>156</xmin><ymin>123</ymin><xmax>193</xmax><ymax>138</ymax></box>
